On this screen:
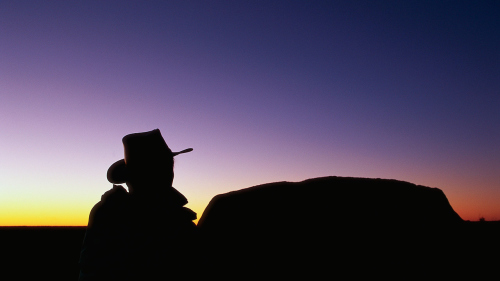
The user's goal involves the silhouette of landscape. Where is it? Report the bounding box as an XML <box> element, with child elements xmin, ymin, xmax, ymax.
<box><xmin>2</xmin><ymin>176</ymin><xmax>499</xmax><ymax>280</ymax></box>
<box><xmin>3</xmin><ymin>2</ymin><xmax>498</xmax><ymax>279</ymax></box>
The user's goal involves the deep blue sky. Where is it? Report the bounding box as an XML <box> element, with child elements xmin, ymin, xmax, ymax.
<box><xmin>1</xmin><ymin>1</ymin><xmax>499</xmax><ymax>224</ymax></box>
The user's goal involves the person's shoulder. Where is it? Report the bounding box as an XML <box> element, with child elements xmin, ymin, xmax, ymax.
<box><xmin>101</xmin><ymin>185</ymin><xmax>129</xmax><ymax>202</ymax></box>
<box><xmin>88</xmin><ymin>185</ymin><xmax>130</xmax><ymax>225</ymax></box>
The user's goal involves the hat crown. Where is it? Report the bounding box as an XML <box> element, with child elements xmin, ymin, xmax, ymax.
<box><xmin>122</xmin><ymin>129</ymin><xmax>172</xmax><ymax>167</ymax></box>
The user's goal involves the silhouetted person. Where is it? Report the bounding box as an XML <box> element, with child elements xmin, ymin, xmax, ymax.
<box><xmin>79</xmin><ymin>129</ymin><xmax>196</xmax><ymax>281</ymax></box>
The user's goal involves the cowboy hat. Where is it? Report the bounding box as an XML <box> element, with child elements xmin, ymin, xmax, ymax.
<box><xmin>107</xmin><ymin>129</ymin><xmax>192</xmax><ymax>184</ymax></box>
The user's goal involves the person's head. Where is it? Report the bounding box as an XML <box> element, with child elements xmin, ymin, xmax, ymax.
<box><xmin>125</xmin><ymin>150</ymin><xmax>174</xmax><ymax>192</ymax></box>
<box><xmin>106</xmin><ymin>129</ymin><xmax>192</xmax><ymax>194</ymax></box>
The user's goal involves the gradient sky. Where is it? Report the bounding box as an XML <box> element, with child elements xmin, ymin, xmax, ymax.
<box><xmin>1</xmin><ymin>1</ymin><xmax>499</xmax><ymax>225</ymax></box>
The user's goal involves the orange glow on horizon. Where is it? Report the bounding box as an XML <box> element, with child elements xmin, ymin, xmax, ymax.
<box><xmin>1</xmin><ymin>178</ymin><xmax>498</xmax><ymax>225</ymax></box>
<box><xmin>0</xmin><ymin>204</ymin><xmax>203</xmax><ymax>226</ymax></box>
<box><xmin>1</xmin><ymin>201</ymin><xmax>497</xmax><ymax>226</ymax></box>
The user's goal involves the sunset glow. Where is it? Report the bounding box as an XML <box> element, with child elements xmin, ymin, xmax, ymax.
<box><xmin>1</xmin><ymin>1</ymin><xmax>499</xmax><ymax>225</ymax></box>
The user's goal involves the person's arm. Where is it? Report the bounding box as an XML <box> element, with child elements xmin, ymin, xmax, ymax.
<box><xmin>79</xmin><ymin>186</ymin><xmax>130</xmax><ymax>281</ymax></box>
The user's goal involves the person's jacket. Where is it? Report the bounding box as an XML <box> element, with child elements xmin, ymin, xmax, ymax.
<box><xmin>79</xmin><ymin>185</ymin><xmax>197</xmax><ymax>281</ymax></box>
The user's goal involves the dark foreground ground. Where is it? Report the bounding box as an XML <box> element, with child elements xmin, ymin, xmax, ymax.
<box><xmin>0</xmin><ymin>226</ymin><xmax>86</xmax><ymax>280</ymax></box>
<box><xmin>1</xmin><ymin>221</ymin><xmax>499</xmax><ymax>280</ymax></box>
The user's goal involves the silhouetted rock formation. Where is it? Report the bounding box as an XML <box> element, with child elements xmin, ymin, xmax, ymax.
<box><xmin>199</xmin><ymin>176</ymin><xmax>462</xmax><ymax>229</ymax></box>
<box><xmin>197</xmin><ymin>176</ymin><xmax>465</xmax><ymax>279</ymax></box>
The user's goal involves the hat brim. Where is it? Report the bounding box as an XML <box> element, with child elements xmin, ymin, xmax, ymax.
<box><xmin>107</xmin><ymin>159</ymin><xmax>127</xmax><ymax>184</ymax></box>
<box><xmin>106</xmin><ymin>148</ymin><xmax>193</xmax><ymax>184</ymax></box>
<box><xmin>172</xmin><ymin>148</ymin><xmax>193</xmax><ymax>156</ymax></box>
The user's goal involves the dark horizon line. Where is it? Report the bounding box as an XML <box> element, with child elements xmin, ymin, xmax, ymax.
<box><xmin>2</xmin><ymin>219</ymin><xmax>500</xmax><ymax>227</ymax></box>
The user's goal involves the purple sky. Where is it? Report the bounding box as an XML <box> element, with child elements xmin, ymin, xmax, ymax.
<box><xmin>1</xmin><ymin>1</ymin><xmax>499</xmax><ymax>225</ymax></box>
